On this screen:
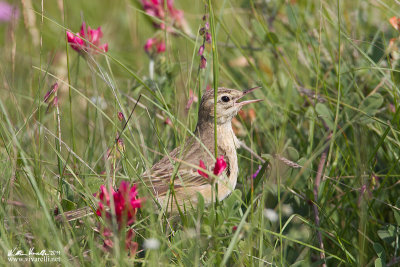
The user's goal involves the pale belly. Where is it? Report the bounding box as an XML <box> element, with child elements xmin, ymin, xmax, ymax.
<box><xmin>158</xmin><ymin>122</ymin><xmax>240</xmax><ymax>211</ymax></box>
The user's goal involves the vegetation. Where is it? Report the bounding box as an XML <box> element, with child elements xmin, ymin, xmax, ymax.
<box><xmin>0</xmin><ymin>0</ymin><xmax>399</xmax><ymax>265</ymax></box>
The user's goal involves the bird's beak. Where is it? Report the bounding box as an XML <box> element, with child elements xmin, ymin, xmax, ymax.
<box><xmin>236</xmin><ymin>86</ymin><xmax>263</xmax><ymax>106</ymax></box>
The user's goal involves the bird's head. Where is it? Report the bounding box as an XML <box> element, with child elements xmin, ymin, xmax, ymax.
<box><xmin>198</xmin><ymin>87</ymin><xmax>262</xmax><ymax>125</ymax></box>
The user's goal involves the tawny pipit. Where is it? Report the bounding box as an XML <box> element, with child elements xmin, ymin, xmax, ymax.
<box><xmin>57</xmin><ymin>87</ymin><xmax>261</xmax><ymax>220</ymax></box>
<box><xmin>146</xmin><ymin>87</ymin><xmax>262</xmax><ymax>212</ymax></box>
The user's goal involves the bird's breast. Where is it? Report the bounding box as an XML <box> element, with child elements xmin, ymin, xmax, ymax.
<box><xmin>216</xmin><ymin>124</ymin><xmax>239</xmax><ymax>201</ymax></box>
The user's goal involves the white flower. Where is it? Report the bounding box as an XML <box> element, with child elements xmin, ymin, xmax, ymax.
<box><xmin>143</xmin><ymin>238</ymin><xmax>160</xmax><ymax>250</ymax></box>
<box><xmin>185</xmin><ymin>228</ymin><xmax>196</xmax><ymax>239</ymax></box>
<box><xmin>263</xmin><ymin>208</ymin><xmax>278</xmax><ymax>222</ymax></box>
<box><xmin>282</xmin><ymin>204</ymin><xmax>293</xmax><ymax>216</ymax></box>
<box><xmin>90</xmin><ymin>96</ymin><xmax>107</xmax><ymax>110</ymax></box>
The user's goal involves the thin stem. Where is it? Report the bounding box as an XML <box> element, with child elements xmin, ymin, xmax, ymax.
<box><xmin>208</xmin><ymin>1</ymin><xmax>219</xmax><ymax>158</ymax></box>
<box><xmin>328</xmin><ymin>0</ymin><xmax>341</xmax><ymax>166</ymax></box>
<box><xmin>208</xmin><ymin>0</ymin><xmax>220</xmax><ymax>215</ymax></box>
<box><xmin>149</xmin><ymin>59</ymin><xmax>154</xmax><ymax>80</ymax></box>
<box><xmin>238</xmin><ymin>140</ymin><xmax>265</xmax><ymax>163</ymax></box>
<box><xmin>313</xmin><ymin>131</ymin><xmax>331</xmax><ymax>267</ymax></box>
<box><xmin>63</xmin><ymin>0</ymin><xmax>76</xmax><ymax>162</ymax></box>
<box><xmin>56</xmin><ymin>99</ymin><xmax>63</xmax><ymax>200</ymax></box>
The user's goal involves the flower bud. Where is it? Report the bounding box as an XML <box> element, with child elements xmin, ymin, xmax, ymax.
<box><xmin>117</xmin><ymin>137</ymin><xmax>125</xmax><ymax>153</ymax></box>
<box><xmin>200</xmin><ymin>56</ymin><xmax>207</xmax><ymax>69</ymax></box>
<box><xmin>205</xmin><ymin>32</ymin><xmax>211</xmax><ymax>43</ymax></box>
<box><xmin>199</xmin><ymin>27</ymin><xmax>205</xmax><ymax>36</ymax></box>
<box><xmin>198</xmin><ymin>45</ymin><xmax>204</xmax><ymax>56</ymax></box>
<box><xmin>213</xmin><ymin>155</ymin><xmax>227</xmax><ymax>176</ymax></box>
<box><xmin>156</xmin><ymin>41</ymin><xmax>166</xmax><ymax>53</ymax></box>
<box><xmin>144</xmin><ymin>38</ymin><xmax>155</xmax><ymax>53</ymax></box>
<box><xmin>118</xmin><ymin>112</ymin><xmax>124</xmax><ymax>122</ymax></box>
<box><xmin>44</xmin><ymin>82</ymin><xmax>59</xmax><ymax>103</ymax></box>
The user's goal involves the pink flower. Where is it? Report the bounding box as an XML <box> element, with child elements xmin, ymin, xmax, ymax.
<box><xmin>200</xmin><ymin>56</ymin><xmax>207</xmax><ymax>69</ymax></box>
<box><xmin>389</xmin><ymin>103</ymin><xmax>396</xmax><ymax>113</ymax></box>
<box><xmin>102</xmin><ymin>228</ymin><xmax>138</xmax><ymax>256</ymax></box>
<box><xmin>118</xmin><ymin>112</ymin><xmax>124</xmax><ymax>122</ymax></box>
<box><xmin>96</xmin><ymin>185</ymin><xmax>111</xmax><ymax>215</ymax></box>
<box><xmin>66</xmin><ymin>31</ymin><xmax>84</xmax><ymax>50</ymax></box>
<box><xmin>156</xmin><ymin>41</ymin><xmax>166</xmax><ymax>53</ymax></box>
<box><xmin>142</xmin><ymin>0</ymin><xmax>165</xmax><ymax>20</ymax></box>
<box><xmin>144</xmin><ymin>38</ymin><xmax>166</xmax><ymax>54</ymax></box>
<box><xmin>53</xmin><ymin>96</ymin><xmax>59</xmax><ymax>107</ymax></box>
<box><xmin>198</xmin><ymin>156</ymin><xmax>227</xmax><ymax>179</ymax></box>
<box><xmin>0</xmin><ymin>1</ymin><xmax>19</xmax><ymax>22</ymax></box>
<box><xmin>99</xmin><ymin>185</ymin><xmax>111</xmax><ymax>203</ymax></box>
<box><xmin>144</xmin><ymin>38</ymin><xmax>155</xmax><ymax>52</ymax></box>
<box><xmin>198</xmin><ymin>45</ymin><xmax>204</xmax><ymax>56</ymax></box>
<box><xmin>205</xmin><ymin>32</ymin><xmax>212</xmax><ymax>43</ymax></box>
<box><xmin>185</xmin><ymin>89</ymin><xmax>198</xmax><ymax>110</ymax></box>
<box><xmin>44</xmin><ymin>83</ymin><xmax>59</xmax><ymax>113</ymax></box>
<box><xmin>103</xmin><ymin>235</ymin><xmax>114</xmax><ymax>251</ymax></box>
<box><xmin>117</xmin><ymin>137</ymin><xmax>125</xmax><ymax>153</ymax></box>
<box><xmin>390</xmin><ymin>16</ymin><xmax>400</xmax><ymax>31</ymax></box>
<box><xmin>44</xmin><ymin>83</ymin><xmax>58</xmax><ymax>103</ymax></box>
<box><xmin>97</xmin><ymin>182</ymin><xmax>141</xmax><ymax>256</ymax></box>
<box><xmin>96</xmin><ymin>181</ymin><xmax>142</xmax><ymax>226</ymax></box>
<box><xmin>125</xmin><ymin>229</ymin><xmax>138</xmax><ymax>256</ymax></box>
<box><xmin>213</xmin><ymin>156</ymin><xmax>227</xmax><ymax>176</ymax></box>
<box><xmin>251</xmin><ymin>165</ymin><xmax>261</xmax><ymax>179</ymax></box>
<box><xmin>67</xmin><ymin>22</ymin><xmax>108</xmax><ymax>54</ymax></box>
<box><xmin>168</xmin><ymin>2</ymin><xmax>184</xmax><ymax>26</ymax></box>
<box><xmin>164</xmin><ymin>117</ymin><xmax>172</xmax><ymax>126</ymax></box>
<box><xmin>141</xmin><ymin>0</ymin><xmax>185</xmax><ymax>31</ymax></box>
<box><xmin>198</xmin><ymin>160</ymin><xmax>208</xmax><ymax>179</ymax></box>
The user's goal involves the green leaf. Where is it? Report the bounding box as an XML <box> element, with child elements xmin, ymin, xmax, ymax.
<box><xmin>316</xmin><ymin>103</ymin><xmax>334</xmax><ymax>129</ymax></box>
<box><xmin>378</xmin><ymin>225</ymin><xmax>397</xmax><ymax>247</ymax></box>
<box><xmin>290</xmin><ymin>260</ymin><xmax>306</xmax><ymax>267</ymax></box>
<box><xmin>286</xmin><ymin>4</ymin><xmax>298</xmax><ymax>29</ymax></box>
<box><xmin>196</xmin><ymin>192</ymin><xmax>205</xmax><ymax>218</ymax></box>
<box><xmin>244</xmin><ymin>159</ymin><xmax>269</xmax><ymax>205</ymax></box>
<box><xmin>373</xmin><ymin>242</ymin><xmax>386</xmax><ymax>262</ymax></box>
<box><xmin>251</xmin><ymin>19</ymin><xmax>265</xmax><ymax>41</ymax></box>
<box><xmin>358</xmin><ymin>93</ymin><xmax>383</xmax><ymax>124</ymax></box>
<box><xmin>360</xmin><ymin>93</ymin><xmax>383</xmax><ymax>115</ymax></box>
<box><xmin>287</xmin><ymin>146</ymin><xmax>299</xmax><ymax>161</ymax></box>
<box><xmin>297</xmin><ymin>157</ymin><xmax>311</xmax><ymax>179</ymax></box>
<box><xmin>374</xmin><ymin>258</ymin><xmax>386</xmax><ymax>267</ymax></box>
<box><xmin>221</xmin><ymin>202</ymin><xmax>253</xmax><ymax>267</ymax></box>
<box><xmin>369</xmin><ymin>38</ymin><xmax>386</xmax><ymax>63</ymax></box>
<box><xmin>261</xmin><ymin>154</ymin><xmax>274</xmax><ymax>162</ymax></box>
<box><xmin>224</xmin><ymin>190</ymin><xmax>241</xmax><ymax>218</ymax></box>
<box><xmin>394</xmin><ymin>198</ymin><xmax>400</xmax><ymax>226</ymax></box>
<box><xmin>318</xmin><ymin>179</ymin><xmax>326</xmax><ymax>200</ymax></box>
<box><xmin>86</xmin><ymin>177</ymin><xmax>104</xmax><ymax>194</ymax></box>
<box><xmin>208</xmin><ymin>205</ymin><xmax>215</xmax><ymax>226</ymax></box>
<box><xmin>264</xmin><ymin>32</ymin><xmax>279</xmax><ymax>45</ymax></box>
<box><xmin>61</xmin><ymin>199</ymin><xmax>77</xmax><ymax>212</ymax></box>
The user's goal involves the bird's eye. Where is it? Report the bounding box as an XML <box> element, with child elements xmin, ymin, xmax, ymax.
<box><xmin>221</xmin><ymin>96</ymin><xmax>230</xmax><ymax>102</ymax></box>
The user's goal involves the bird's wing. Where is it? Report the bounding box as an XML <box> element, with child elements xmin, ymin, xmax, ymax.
<box><xmin>142</xmin><ymin>136</ymin><xmax>230</xmax><ymax>197</ymax></box>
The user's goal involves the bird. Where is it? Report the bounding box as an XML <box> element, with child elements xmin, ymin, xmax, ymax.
<box><xmin>145</xmin><ymin>87</ymin><xmax>262</xmax><ymax>212</ymax></box>
<box><xmin>56</xmin><ymin>87</ymin><xmax>261</xmax><ymax>221</ymax></box>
